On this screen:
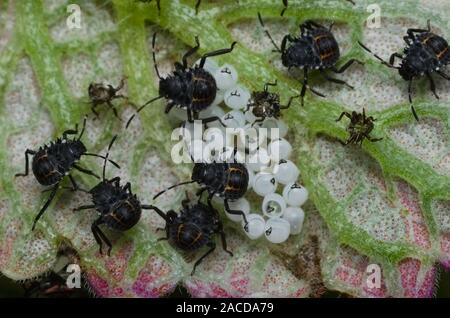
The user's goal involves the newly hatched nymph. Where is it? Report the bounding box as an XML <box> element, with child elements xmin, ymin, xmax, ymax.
<box><xmin>336</xmin><ymin>108</ymin><xmax>382</xmax><ymax>145</ymax></box>
<box><xmin>148</xmin><ymin>194</ymin><xmax>232</xmax><ymax>275</ymax></box>
<box><xmin>245</xmin><ymin>80</ymin><xmax>296</xmax><ymax>125</ymax></box>
<box><xmin>126</xmin><ymin>33</ymin><xmax>237</xmax><ymax>128</ymax></box>
<box><xmin>258</xmin><ymin>14</ymin><xmax>363</xmax><ymax>106</ymax></box>
<box><xmin>73</xmin><ymin>135</ymin><xmax>153</xmax><ymax>255</ymax></box>
<box><xmin>15</xmin><ymin>117</ymin><xmax>119</xmax><ymax>230</ymax></box>
<box><xmin>358</xmin><ymin>20</ymin><xmax>450</xmax><ymax>121</ymax></box>
<box><xmin>88</xmin><ymin>78</ymin><xmax>130</xmax><ymax>120</ymax></box>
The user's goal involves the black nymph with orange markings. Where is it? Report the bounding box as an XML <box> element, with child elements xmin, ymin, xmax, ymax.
<box><xmin>73</xmin><ymin>135</ymin><xmax>153</xmax><ymax>255</ymax></box>
<box><xmin>258</xmin><ymin>14</ymin><xmax>363</xmax><ymax>106</ymax></box>
<box><xmin>15</xmin><ymin>117</ymin><xmax>120</xmax><ymax>231</ymax></box>
<box><xmin>148</xmin><ymin>194</ymin><xmax>232</xmax><ymax>275</ymax></box>
<box><xmin>153</xmin><ymin>162</ymin><xmax>249</xmax><ymax>229</ymax></box>
<box><xmin>126</xmin><ymin>33</ymin><xmax>237</xmax><ymax>128</ymax></box>
<box><xmin>359</xmin><ymin>20</ymin><xmax>450</xmax><ymax>121</ymax></box>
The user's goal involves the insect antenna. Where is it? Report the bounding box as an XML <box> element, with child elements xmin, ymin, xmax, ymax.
<box><xmin>358</xmin><ymin>41</ymin><xmax>399</xmax><ymax>69</ymax></box>
<box><xmin>264</xmin><ymin>80</ymin><xmax>278</xmax><ymax>92</ymax></box>
<box><xmin>77</xmin><ymin>116</ymin><xmax>87</xmax><ymax>140</ymax></box>
<box><xmin>83</xmin><ymin>153</ymin><xmax>121</xmax><ymax>169</ymax></box>
<box><xmin>125</xmin><ymin>95</ymin><xmax>163</xmax><ymax>129</ymax></box>
<box><xmin>102</xmin><ymin>135</ymin><xmax>118</xmax><ymax>181</ymax></box>
<box><xmin>153</xmin><ymin>180</ymin><xmax>196</xmax><ymax>200</ymax></box>
<box><xmin>280</xmin><ymin>0</ymin><xmax>288</xmax><ymax>16</ymax></box>
<box><xmin>257</xmin><ymin>13</ymin><xmax>282</xmax><ymax>53</ymax></box>
<box><xmin>152</xmin><ymin>32</ymin><xmax>162</xmax><ymax>79</ymax></box>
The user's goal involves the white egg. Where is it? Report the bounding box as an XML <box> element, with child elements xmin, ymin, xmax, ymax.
<box><xmin>273</xmin><ymin>160</ymin><xmax>299</xmax><ymax>184</ymax></box>
<box><xmin>264</xmin><ymin>218</ymin><xmax>291</xmax><ymax>243</ymax></box>
<box><xmin>214</xmin><ymin>64</ymin><xmax>238</xmax><ymax>90</ymax></box>
<box><xmin>224</xmin><ymin>85</ymin><xmax>251</xmax><ymax>110</ymax></box>
<box><xmin>242</xmin><ymin>214</ymin><xmax>266</xmax><ymax>239</ymax></box>
<box><xmin>262</xmin><ymin>193</ymin><xmax>286</xmax><ymax>218</ymax></box>
<box><xmin>222</xmin><ymin>110</ymin><xmax>246</xmax><ymax>128</ymax></box>
<box><xmin>247</xmin><ymin>148</ymin><xmax>271</xmax><ymax>172</ymax></box>
<box><xmin>261</xmin><ymin>118</ymin><xmax>288</xmax><ymax>139</ymax></box>
<box><xmin>282</xmin><ymin>207</ymin><xmax>305</xmax><ymax>235</ymax></box>
<box><xmin>268</xmin><ymin>138</ymin><xmax>292</xmax><ymax>161</ymax></box>
<box><xmin>252</xmin><ymin>172</ymin><xmax>277</xmax><ymax>196</ymax></box>
<box><xmin>244</xmin><ymin>108</ymin><xmax>258</xmax><ymax>124</ymax></box>
<box><xmin>282</xmin><ymin>182</ymin><xmax>308</xmax><ymax>207</ymax></box>
<box><xmin>247</xmin><ymin>168</ymin><xmax>254</xmax><ymax>190</ymax></box>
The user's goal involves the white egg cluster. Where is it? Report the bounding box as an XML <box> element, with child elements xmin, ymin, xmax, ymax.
<box><xmin>174</xmin><ymin>59</ymin><xmax>309</xmax><ymax>244</ymax></box>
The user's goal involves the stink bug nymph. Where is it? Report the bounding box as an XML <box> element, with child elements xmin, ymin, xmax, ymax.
<box><xmin>88</xmin><ymin>77</ymin><xmax>130</xmax><ymax>120</ymax></box>
<box><xmin>148</xmin><ymin>194</ymin><xmax>232</xmax><ymax>275</ymax></box>
<box><xmin>358</xmin><ymin>20</ymin><xmax>450</xmax><ymax>121</ymax></box>
<box><xmin>336</xmin><ymin>108</ymin><xmax>382</xmax><ymax>145</ymax></box>
<box><xmin>153</xmin><ymin>161</ymin><xmax>249</xmax><ymax>229</ymax></box>
<box><xmin>15</xmin><ymin>117</ymin><xmax>120</xmax><ymax>230</ymax></box>
<box><xmin>245</xmin><ymin>80</ymin><xmax>297</xmax><ymax>125</ymax></box>
<box><xmin>258</xmin><ymin>14</ymin><xmax>363</xmax><ymax>106</ymax></box>
<box><xmin>73</xmin><ymin>135</ymin><xmax>153</xmax><ymax>255</ymax></box>
<box><xmin>126</xmin><ymin>33</ymin><xmax>237</xmax><ymax>128</ymax></box>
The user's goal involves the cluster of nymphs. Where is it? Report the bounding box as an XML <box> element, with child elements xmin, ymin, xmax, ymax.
<box><xmin>16</xmin><ymin>1</ymin><xmax>449</xmax><ymax>274</ymax></box>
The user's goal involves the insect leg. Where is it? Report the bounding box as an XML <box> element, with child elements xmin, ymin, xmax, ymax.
<box><xmin>280</xmin><ymin>0</ymin><xmax>288</xmax><ymax>16</ymax></box>
<box><xmin>141</xmin><ymin>205</ymin><xmax>169</xmax><ymax>222</ymax></box>
<box><xmin>199</xmin><ymin>42</ymin><xmax>237</xmax><ymax>68</ymax></box>
<box><xmin>66</xmin><ymin>175</ymin><xmax>88</xmax><ymax>192</ymax></box>
<box><xmin>196</xmin><ymin>187</ymin><xmax>208</xmax><ymax>201</ymax></box>
<box><xmin>15</xmin><ymin>149</ymin><xmax>36</xmax><ymax>177</ymax></box>
<box><xmin>331</xmin><ymin>59</ymin><xmax>364</xmax><ymax>73</ymax></box>
<box><xmin>264</xmin><ymin>80</ymin><xmax>278</xmax><ymax>92</ymax></box>
<box><xmin>320</xmin><ymin>69</ymin><xmax>354</xmax><ymax>89</ymax></box>
<box><xmin>195</xmin><ymin>0</ymin><xmax>201</xmax><ymax>14</ymax></box>
<box><xmin>437</xmin><ymin>70</ymin><xmax>450</xmax><ymax>81</ymax></box>
<box><xmin>280</xmin><ymin>34</ymin><xmax>294</xmax><ymax>53</ymax></box>
<box><xmin>73</xmin><ymin>204</ymin><xmax>96</xmax><ymax>212</ymax></box>
<box><xmin>280</xmin><ymin>95</ymin><xmax>299</xmax><ymax>109</ymax></box>
<box><xmin>389</xmin><ymin>53</ymin><xmax>404</xmax><ymax>66</ymax></box>
<box><xmin>199</xmin><ymin>116</ymin><xmax>226</xmax><ymax>127</ymax></box>
<box><xmin>94</xmin><ymin>219</ymin><xmax>112</xmax><ymax>256</ymax></box>
<box><xmin>366</xmin><ymin>135</ymin><xmax>383</xmax><ymax>143</ymax></box>
<box><xmin>258</xmin><ymin>13</ymin><xmax>282</xmax><ymax>53</ymax></box>
<box><xmin>73</xmin><ymin>164</ymin><xmax>100</xmax><ymax>179</ymax></box>
<box><xmin>336</xmin><ymin>112</ymin><xmax>352</xmax><ymax>122</ymax></box>
<box><xmin>32</xmin><ymin>184</ymin><xmax>59</xmax><ymax>231</ymax></box>
<box><xmin>191</xmin><ymin>242</ymin><xmax>216</xmax><ymax>275</ymax></box>
<box><xmin>91</xmin><ymin>104</ymin><xmax>100</xmax><ymax>119</ymax></box>
<box><xmin>183</xmin><ymin>36</ymin><xmax>200</xmax><ymax>68</ymax></box>
<box><xmin>91</xmin><ymin>218</ymin><xmax>107</xmax><ymax>255</ymax></box>
<box><xmin>406</xmin><ymin>20</ymin><xmax>431</xmax><ymax>39</ymax></box>
<box><xmin>207</xmin><ymin>191</ymin><xmax>216</xmax><ymax>210</ymax></box>
<box><xmin>408</xmin><ymin>80</ymin><xmax>419</xmax><ymax>121</ymax></box>
<box><xmin>62</xmin><ymin>128</ymin><xmax>78</xmax><ymax>140</ymax></box>
<box><xmin>123</xmin><ymin>182</ymin><xmax>132</xmax><ymax>194</ymax></box>
<box><xmin>107</xmin><ymin>101</ymin><xmax>122</xmax><ymax>121</ymax></box>
<box><xmin>109</xmin><ymin>176</ymin><xmax>121</xmax><ymax>187</ymax></box>
<box><xmin>217</xmin><ymin>221</ymin><xmax>233</xmax><ymax>257</ymax></box>
<box><xmin>224</xmin><ymin>199</ymin><xmax>248</xmax><ymax>229</ymax></box>
<box><xmin>165</xmin><ymin>102</ymin><xmax>175</xmax><ymax>114</ymax></box>
<box><xmin>426</xmin><ymin>72</ymin><xmax>439</xmax><ymax>99</ymax></box>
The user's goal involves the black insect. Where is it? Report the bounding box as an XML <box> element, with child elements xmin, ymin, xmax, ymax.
<box><xmin>245</xmin><ymin>80</ymin><xmax>296</xmax><ymax>125</ymax></box>
<box><xmin>358</xmin><ymin>20</ymin><xmax>450</xmax><ymax>121</ymax></box>
<box><xmin>148</xmin><ymin>194</ymin><xmax>232</xmax><ymax>275</ymax></box>
<box><xmin>126</xmin><ymin>33</ymin><xmax>237</xmax><ymax>128</ymax></box>
<box><xmin>258</xmin><ymin>14</ymin><xmax>363</xmax><ymax>106</ymax></box>
<box><xmin>135</xmin><ymin>0</ymin><xmax>160</xmax><ymax>12</ymax></box>
<box><xmin>336</xmin><ymin>108</ymin><xmax>382</xmax><ymax>145</ymax></box>
<box><xmin>73</xmin><ymin>135</ymin><xmax>152</xmax><ymax>255</ymax></box>
<box><xmin>15</xmin><ymin>117</ymin><xmax>119</xmax><ymax>231</ymax></box>
<box><xmin>88</xmin><ymin>78</ymin><xmax>129</xmax><ymax>120</ymax></box>
<box><xmin>281</xmin><ymin>0</ymin><xmax>355</xmax><ymax>16</ymax></box>
<box><xmin>153</xmin><ymin>162</ymin><xmax>249</xmax><ymax>228</ymax></box>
